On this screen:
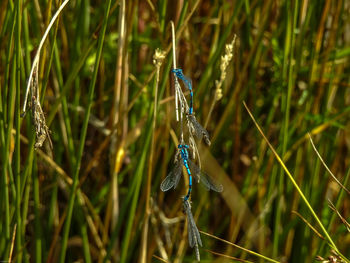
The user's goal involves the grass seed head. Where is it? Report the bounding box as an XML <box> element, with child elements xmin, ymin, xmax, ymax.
<box><xmin>153</xmin><ymin>48</ymin><xmax>166</xmax><ymax>68</ymax></box>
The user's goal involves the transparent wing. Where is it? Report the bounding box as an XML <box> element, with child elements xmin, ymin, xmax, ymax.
<box><xmin>187</xmin><ymin>115</ymin><xmax>203</xmax><ymax>139</ymax></box>
<box><xmin>183</xmin><ymin>200</ymin><xmax>202</xmax><ymax>248</ymax></box>
<box><xmin>173</xmin><ymin>161</ymin><xmax>182</xmax><ymax>189</ymax></box>
<box><xmin>187</xmin><ymin>115</ymin><xmax>211</xmax><ymax>145</ymax></box>
<box><xmin>188</xmin><ymin>159</ymin><xmax>201</xmax><ymax>183</ymax></box>
<box><xmin>188</xmin><ymin>216</ymin><xmax>202</xmax><ymax>248</ymax></box>
<box><xmin>180</xmin><ymin>74</ymin><xmax>193</xmax><ymax>91</ymax></box>
<box><xmin>200</xmin><ymin>172</ymin><xmax>223</xmax><ymax>193</ymax></box>
<box><xmin>160</xmin><ymin>174</ymin><xmax>175</xmax><ymax>192</ymax></box>
<box><xmin>188</xmin><ymin>160</ymin><xmax>223</xmax><ymax>192</ymax></box>
<box><xmin>160</xmin><ymin>161</ymin><xmax>182</xmax><ymax>191</ymax></box>
<box><xmin>187</xmin><ymin>219</ymin><xmax>195</xmax><ymax>247</ymax></box>
<box><xmin>173</xmin><ymin>69</ymin><xmax>193</xmax><ymax>91</ymax></box>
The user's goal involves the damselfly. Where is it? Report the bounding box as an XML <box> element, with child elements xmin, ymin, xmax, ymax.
<box><xmin>161</xmin><ymin>144</ymin><xmax>193</xmax><ymax>201</ymax></box>
<box><xmin>172</xmin><ymin>68</ymin><xmax>194</xmax><ymax>115</ymax></box>
<box><xmin>160</xmin><ymin>145</ymin><xmax>223</xmax><ymax>196</ymax></box>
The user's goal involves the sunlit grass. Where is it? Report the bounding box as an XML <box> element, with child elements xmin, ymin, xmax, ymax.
<box><xmin>0</xmin><ymin>1</ymin><xmax>350</xmax><ymax>262</ymax></box>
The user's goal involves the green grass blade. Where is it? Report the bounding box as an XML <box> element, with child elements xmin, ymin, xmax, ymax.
<box><xmin>58</xmin><ymin>0</ymin><xmax>113</xmax><ymax>261</ymax></box>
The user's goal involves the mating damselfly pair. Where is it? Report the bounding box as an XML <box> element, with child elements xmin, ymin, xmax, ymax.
<box><xmin>160</xmin><ymin>67</ymin><xmax>223</xmax><ymax>261</ymax></box>
<box><xmin>160</xmin><ymin>143</ymin><xmax>223</xmax><ymax>201</ymax></box>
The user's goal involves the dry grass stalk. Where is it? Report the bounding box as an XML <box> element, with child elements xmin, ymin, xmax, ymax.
<box><xmin>291</xmin><ymin>211</ymin><xmax>325</xmax><ymax>240</ymax></box>
<box><xmin>139</xmin><ymin>48</ymin><xmax>166</xmax><ymax>263</ymax></box>
<box><xmin>308</xmin><ymin>133</ymin><xmax>350</xmax><ymax>195</ymax></box>
<box><xmin>8</xmin><ymin>224</ymin><xmax>17</xmax><ymax>263</ymax></box>
<box><xmin>328</xmin><ymin>199</ymin><xmax>350</xmax><ymax>232</ymax></box>
<box><xmin>204</xmin><ymin>34</ymin><xmax>237</xmax><ymax>128</ymax></box>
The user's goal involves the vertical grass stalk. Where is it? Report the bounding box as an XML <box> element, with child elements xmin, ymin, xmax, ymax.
<box><xmin>15</xmin><ymin>0</ymin><xmax>22</xmax><ymax>261</ymax></box>
<box><xmin>58</xmin><ymin>0</ymin><xmax>112</xmax><ymax>262</ymax></box>
<box><xmin>273</xmin><ymin>0</ymin><xmax>298</xmax><ymax>256</ymax></box>
<box><xmin>139</xmin><ymin>48</ymin><xmax>165</xmax><ymax>263</ymax></box>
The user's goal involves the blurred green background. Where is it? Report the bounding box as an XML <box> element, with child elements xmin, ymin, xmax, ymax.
<box><xmin>1</xmin><ymin>0</ymin><xmax>350</xmax><ymax>262</ymax></box>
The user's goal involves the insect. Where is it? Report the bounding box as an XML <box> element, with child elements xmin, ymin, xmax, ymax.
<box><xmin>172</xmin><ymin>68</ymin><xmax>194</xmax><ymax>115</ymax></box>
<box><xmin>160</xmin><ymin>144</ymin><xmax>193</xmax><ymax>201</ymax></box>
<box><xmin>160</xmin><ymin>144</ymin><xmax>223</xmax><ymax>199</ymax></box>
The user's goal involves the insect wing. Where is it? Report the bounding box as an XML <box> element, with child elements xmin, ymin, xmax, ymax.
<box><xmin>187</xmin><ymin>115</ymin><xmax>211</xmax><ymax>145</ymax></box>
<box><xmin>187</xmin><ymin>211</ymin><xmax>202</xmax><ymax>247</ymax></box>
<box><xmin>200</xmin><ymin>173</ymin><xmax>223</xmax><ymax>192</ymax></box>
<box><xmin>183</xmin><ymin>201</ymin><xmax>202</xmax><ymax>248</ymax></box>
<box><xmin>188</xmin><ymin>159</ymin><xmax>201</xmax><ymax>184</ymax></box>
<box><xmin>187</xmin><ymin>218</ymin><xmax>195</xmax><ymax>247</ymax></box>
<box><xmin>188</xmin><ymin>160</ymin><xmax>223</xmax><ymax>192</ymax></box>
<box><xmin>160</xmin><ymin>160</ymin><xmax>182</xmax><ymax>191</ymax></box>
<box><xmin>173</xmin><ymin>161</ymin><xmax>182</xmax><ymax>189</ymax></box>
<box><xmin>160</xmin><ymin>174</ymin><xmax>175</xmax><ymax>192</ymax></box>
<box><xmin>187</xmin><ymin>115</ymin><xmax>202</xmax><ymax>139</ymax></box>
<box><xmin>180</xmin><ymin>74</ymin><xmax>193</xmax><ymax>91</ymax></box>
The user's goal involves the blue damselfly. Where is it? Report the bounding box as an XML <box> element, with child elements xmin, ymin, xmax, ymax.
<box><xmin>161</xmin><ymin>144</ymin><xmax>193</xmax><ymax>201</ymax></box>
<box><xmin>160</xmin><ymin>144</ymin><xmax>223</xmax><ymax>197</ymax></box>
<box><xmin>172</xmin><ymin>68</ymin><xmax>194</xmax><ymax>115</ymax></box>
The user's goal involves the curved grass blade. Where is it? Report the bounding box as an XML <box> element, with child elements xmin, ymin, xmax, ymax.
<box><xmin>200</xmin><ymin>231</ymin><xmax>281</xmax><ymax>263</ymax></box>
<box><xmin>187</xmin><ymin>114</ymin><xmax>210</xmax><ymax>145</ymax></box>
<box><xmin>188</xmin><ymin>160</ymin><xmax>223</xmax><ymax>192</ymax></box>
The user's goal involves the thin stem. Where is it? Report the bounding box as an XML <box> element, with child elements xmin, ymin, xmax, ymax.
<box><xmin>109</xmin><ymin>0</ymin><xmax>125</xmax><ymax>232</ymax></box>
<box><xmin>15</xmin><ymin>0</ymin><xmax>22</xmax><ymax>261</ymax></box>
<box><xmin>33</xmin><ymin>158</ymin><xmax>42</xmax><ymax>263</ymax></box>
<box><xmin>8</xmin><ymin>224</ymin><xmax>16</xmax><ymax>263</ymax></box>
<box><xmin>3</xmin><ymin>8</ymin><xmax>18</xmax><ymax>242</ymax></box>
<box><xmin>139</xmin><ymin>49</ymin><xmax>162</xmax><ymax>263</ymax></box>
<box><xmin>171</xmin><ymin>21</ymin><xmax>179</xmax><ymax>122</ymax></box>
<box><xmin>274</xmin><ymin>0</ymin><xmax>298</xmax><ymax>255</ymax></box>
<box><xmin>200</xmin><ymin>231</ymin><xmax>280</xmax><ymax>263</ymax></box>
<box><xmin>58</xmin><ymin>0</ymin><xmax>112</xmax><ymax>261</ymax></box>
<box><xmin>171</xmin><ymin>21</ymin><xmax>177</xmax><ymax>70</ymax></box>
<box><xmin>308</xmin><ymin>133</ymin><xmax>350</xmax><ymax>195</ymax></box>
